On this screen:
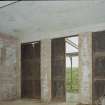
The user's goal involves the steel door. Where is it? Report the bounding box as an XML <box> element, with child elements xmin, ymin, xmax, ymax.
<box><xmin>92</xmin><ymin>31</ymin><xmax>105</xmax><ymax>103</ymax></box>
<box><xmin>51</xmin><ymin>38</ymin><xmax>66</xmax><ymax>101</ymax></box>
<box><xmin>21</xmin><ymin>42</ymin><xmax>41</xmax><ymax>99</ymax></box>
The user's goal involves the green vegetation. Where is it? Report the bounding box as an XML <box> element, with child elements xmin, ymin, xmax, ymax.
<box><xmin>66</xmin><ymin>67</ymin><xmax>79</xmax><ymax>93</ymax></box>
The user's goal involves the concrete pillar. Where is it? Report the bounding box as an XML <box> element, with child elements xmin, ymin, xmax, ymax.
<box><xmin>16</xmin><ymin>41</ymin><xmax>21</xmax><ymax>99</ymax></box>
<box><xmin>79</xmin><ymin>33</ymin><xmax>92</xmax><ymax>104</ymax></box>
<box><xmin>41</xmin><ymin>39</ymin><xmax>51</xmax><ymax>103</ymax></box>
<box><xmin>0</xmin><ymin>37</ymin><xmax>20</xmax><ymax>100</ymax></box>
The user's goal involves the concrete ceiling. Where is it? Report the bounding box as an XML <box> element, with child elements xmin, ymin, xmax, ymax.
<box><xmin>0</xmin><ymin>1</ymin><xmax>16</xmax><ymax>7</ymax></box>
<box><xmin>0</xmin><ymin>1</ymin><xmax>105</xmax><ymax>42</ymax></box>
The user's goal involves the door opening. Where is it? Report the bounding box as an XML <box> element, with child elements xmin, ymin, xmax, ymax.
<box><xmin>92</xmin><ymin>31</ymin><xmax>105</xmax><ymax>104</ymax></box>
<box><xmin>51</xmin><ymin>35</ymin><xmax>79</xmax><ymax>103</ymax></box>
<box><xmin>51</xmin><ymin>38</ymin><xmax>66</xmax><ymax>101</ymax></box>
<box><xmin>21</xmin><ymin>41</ymin><xmax>41</xmax><ymax>99</ymax></box>
<box><xmin>65</xmin><ymin>36</ymin><xmax>79</xmax><ymax>103</ymax></box>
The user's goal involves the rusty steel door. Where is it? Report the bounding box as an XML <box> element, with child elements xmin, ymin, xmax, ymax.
<box><xmin>51</xmin><ymin>38</ymin><xmax>66</xmax><ymax>101</ymax></box>
<box><xmin>92</xmin><ymin>31</ymin><xmax>105</xmax><ymax>103</ymax></box>
<box><xmin>21</xmin><ymin>42</ymin><xmax>41</xmax><ymax>99</ymax></box>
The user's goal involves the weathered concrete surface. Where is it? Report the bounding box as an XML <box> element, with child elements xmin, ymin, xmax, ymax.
<box><xmin>41</xmin><ymin>39</ymin><xmax>51</xmax><ymax>102</ymax></box>
<box><xmin>0</xmin><ymin>33</ymin><xmax>20</xmax><ymax>100</ymax></box>
<box><xmin>0</xmin><ymin>100</ymin><xmax>70</xmax><ymax>105</ymax></box>
<box><xmin>79</xmin><ymin>33</ymin><xmax>92</xmax><ymax>104</ymax></box>
<box><xmin>66</xmin><ymin>93</ymin><xmax>79</xmax><ymax>105</ymax></box>
<box><xmin>0</xmin><ymin>1</ymin><xmax>105</xmax><ymax>43</ymax></box>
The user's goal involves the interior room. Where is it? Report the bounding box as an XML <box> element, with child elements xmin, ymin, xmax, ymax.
<box><xmin>0</xmin><ymin>1</ymin><xmax>105</xmax><ymax>105</ymax></box>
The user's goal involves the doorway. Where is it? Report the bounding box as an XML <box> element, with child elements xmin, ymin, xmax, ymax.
<box><xmin>65</xmin><ymin>35</ymin><xmax>79</xmax><ymax>104</ymax></box>
<box><xmin>21</xmin><ymin>41</ymin><xmax>41</xmax><ymax>99</ymax></box>
<box><xmin>51</xmin><ymin>35</ymin><xmax>79</xmax><ymax>103</ymax></box>
<box><xmin>92</xmin><ymin>31</ymin><xmax>105</xmax><ymax>104</ymax></box>
<box><xmin>51</xmin><ymin>38</ymin><xmax>66</xmax><ymax>101</ymax></box>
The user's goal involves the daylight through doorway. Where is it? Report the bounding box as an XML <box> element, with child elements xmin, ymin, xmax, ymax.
<box><xmin>65</xmin><ymin>36</ymin><xmax>79</xmax><ymax>104</ymax></box>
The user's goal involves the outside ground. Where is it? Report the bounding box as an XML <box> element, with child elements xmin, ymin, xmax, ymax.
<box><xmin>66</xmin><ymin>67</ymin><xmax>79</xmax><ymax>93</ymax></box>
<box><xmin>66</xmin><ymin>67</ymin><xmax>79</xmax><ymax>104</ymax></box>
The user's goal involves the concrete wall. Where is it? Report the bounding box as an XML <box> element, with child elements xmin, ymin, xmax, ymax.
<box><xmin>79</xmin><ymin>33</ymin><xmax>92</xmax><ymax>104</ymax></box>
<box><xmin>0</xmin><ymin>32</ymin><xmax>93</xmax><ymax>104</ymax></box>
<box><xmin>0</xmin><ymin>33</ymin><xmax>20</xmax><ymax>101</ymax></box>
<box><xmin>41</xmin><ymin>39</ymin><xmax>51</xmax><ymax>102</ymax></box>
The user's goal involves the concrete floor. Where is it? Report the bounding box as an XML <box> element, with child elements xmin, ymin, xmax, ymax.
<box><xmin>0</xmin><ymin>93</ymin><xmax>79</xmax><ymax>105</ymax></box>
<box><xmin>66</xmin><ymin>93</ymin><xmax>79</xmax><ymax>105</ymax></box>
<box><xmin>0</xmin><ymin>100</ymin><xmax>78</xmax><ymax>105</ymax></box>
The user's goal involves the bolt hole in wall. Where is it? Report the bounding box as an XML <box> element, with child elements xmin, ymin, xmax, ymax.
<box><xmin>65</xmin><ymin>35</ymin><xmax>79</xmax><ymax>104</ymax></box>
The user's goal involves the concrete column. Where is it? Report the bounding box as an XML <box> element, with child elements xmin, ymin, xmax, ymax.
<box><xmin>41</xmin><ymin>39</ymin><xmax>51</xmax><ymax>103</ymax></box>
<box><xmin>16</xmin><ymin>41</ymin><xmax>21</xmax><ymax>99</ymax></box>
<box><xmin>79</xmin><ymin>33</ymin><xmax>92</xmax><ymax>104</ymax></box>
<box><xmin>0</xmin><ymin>38</ymin><xmax>20</xmax><ymax>100</ymax></box>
